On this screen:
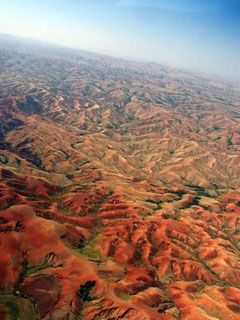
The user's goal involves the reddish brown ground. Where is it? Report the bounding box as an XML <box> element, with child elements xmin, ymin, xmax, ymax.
<box><xmin>0</xmin><ymin>36</ymin><xmax>240</xmax><ymax>319</ymax></box>
<box><xmin>0</xmin><ymin>169</ymin><xmax>239</xmax><ymax>320</ymax></box>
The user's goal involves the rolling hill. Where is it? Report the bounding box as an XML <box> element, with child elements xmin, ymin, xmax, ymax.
<box><xmin>0</xmin><ymin>34</ymin><xmax>240</xmax><ymax>320</ymax></box>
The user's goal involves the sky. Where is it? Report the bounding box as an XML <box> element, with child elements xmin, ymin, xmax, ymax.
<box><xmin>0</xmin><ymin>0</ymin><xmax>240</xmax><ymax>80</ymax></box>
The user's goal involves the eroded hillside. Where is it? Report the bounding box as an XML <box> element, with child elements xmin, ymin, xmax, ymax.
<box><xmin>0</xmin><ymin>35</ymin><xmax>240</xmax><ymax>320</ymax></box>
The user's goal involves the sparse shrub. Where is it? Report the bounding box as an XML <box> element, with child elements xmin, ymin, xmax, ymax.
<box><xmin>76</xmin><ymin>281</ymin><xmax>96</xmax><ymax>301</ymax></box>
<box><xmin>121</xmin><ymin>294</ymin><xmax>131</xmax><ymax>301</ymax></box>
<box><xmin>174</xmin><ymin>190</ymin><xmax>186</xmax><ymax>198</ymax></box>
<box><xmin>66</xmin><ymin>173</ymin><xmax>74</xmax><ymax>179</ymax></box>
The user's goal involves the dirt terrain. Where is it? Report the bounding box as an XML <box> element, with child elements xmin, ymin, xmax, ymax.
<box><xmin>0</xmin><ymin>34</ymin><xmax>240</xmax><ymax>319</ymax></box>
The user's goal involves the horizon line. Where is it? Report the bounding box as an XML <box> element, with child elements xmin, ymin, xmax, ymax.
<box><xmin>0</xmin><ymin>31</ymin><xmax>239</xmax><ymax>85</ymax></box>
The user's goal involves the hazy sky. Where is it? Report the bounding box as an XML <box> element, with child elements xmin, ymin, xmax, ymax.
<box><xmin>0</xmin><ymin>0</ymin><xmax>240</xmax><ymax>80</ymax></box>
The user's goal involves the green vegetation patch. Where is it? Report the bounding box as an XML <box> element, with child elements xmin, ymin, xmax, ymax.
<box><xmin>184</xmin><ymin>196</ymin><xmax>201</xmax><ymax>208</ymax></box>
<box><xmin>185</xmin><ymin>184</ymin><xmax>210</xmax><ymax>197</ymax></box>
<box><xmin>25</xmin><ymin>252</ymin><xmax>64</xmax><ymax>277</ymax></box>
<box><xmin>79</xmin><ymin>237</ymin><xmax>103</xmax><ymax>261</ymax></box>
<box><xmin>121</xmin><ymin>293</ymin><xmax>131</xmax><ymax>301</ymax></box>
<box><xmin>76</xmin><ymin>281</ymin><xmax>96</xmax><ymax>301</ymax></box>
<box><xmin>173</xmin><ymin>190</ymin><xmax>186</xmax><ymax>198</ymax></box>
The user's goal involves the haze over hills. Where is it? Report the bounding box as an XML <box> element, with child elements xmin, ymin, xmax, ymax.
<box><xmin>0</xmin><ymin>34</ymin><xmax>240</xmax><ymax>320</ymax></box>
